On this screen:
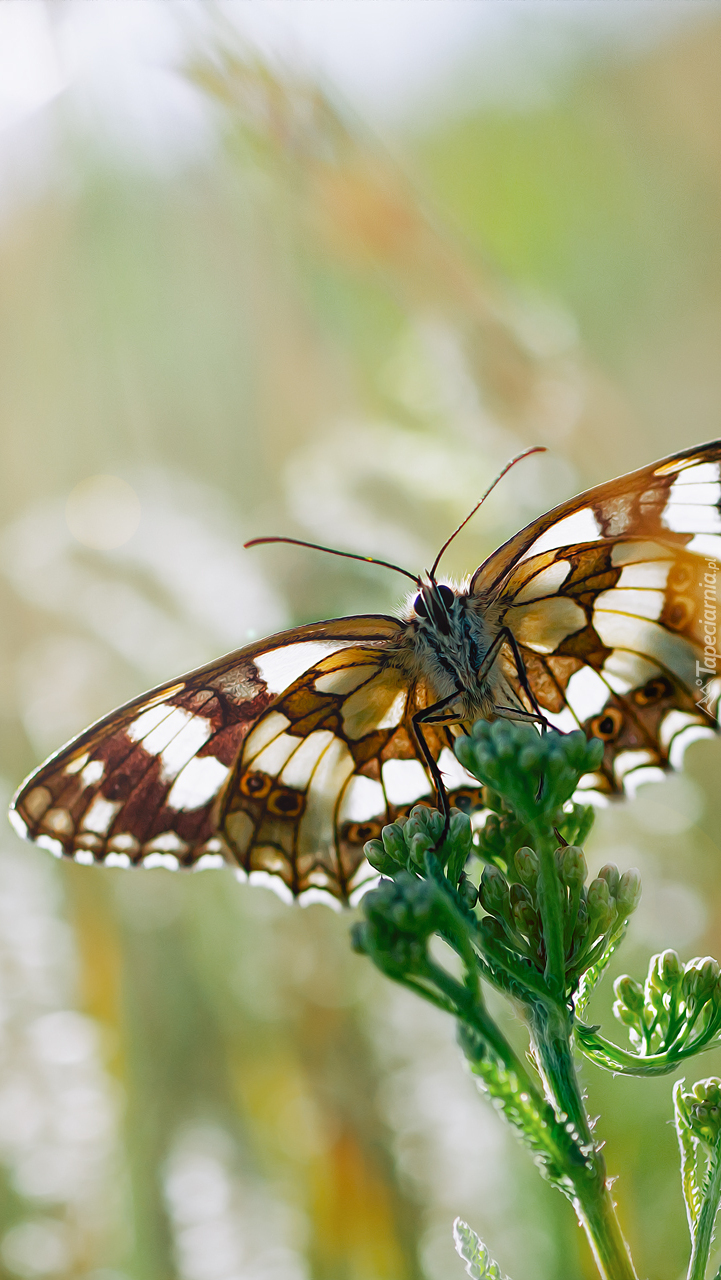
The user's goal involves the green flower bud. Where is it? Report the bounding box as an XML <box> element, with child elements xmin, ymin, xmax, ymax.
<box><xmin>614</xmin><ymin>974</ymin><xmax>645</xmax><ymax>1013</ymax></box>
<box><xmin>478</xmin><ymin>915</ymin><xmax>506</xmax><ymax>948</ymax></box>
<box><xmin>515</xmin><ymin>846</ymin><xmax>539</xmax><ymax>890</ymax></box>
<box><xmin>458</xmin><ymin>873</ymin><xmax>479</xmax><ymax>908</ymax></box>
<box><xmin>479</xmin><ymin>865</ymin><xmax>510</xmax><ymax>916</ymax></box>
<box><xmin>687</xmin><ymin>1078</ymin><xmax>721</xmax><ymax>1147</ymax></box>
<box><xmin>613</xmin><ymin>1000</ymin><xmax>642</xmax><ymax>1029</ymax></box>
<box><xmin>587</xmin><ymin>877</ymin><xmax>613</xmax><ymax>927</ymax></box>
<box><xmin>364</xmin><ymin>839</ymin><xmax>401</xmax><ymax>876</ymax></box>
<box><xmin>597</xmin><ymin>864</ymin><xmax>620</xmax><ymax>898</ymax></box>
<box><xmin>512</xmin><ymin>898</ymin><xmax>539</xmax><ymax>939</ymax></box>
<box><xmin>405</xmin><ymin>805</ymin><xmax>444</xmax><ymax>846</ymax></box>
<box><xmin>557</xmin><ymin>845</ymin><xmax>587</xmax><ymax>889</ymax></box>
<box><xmin>683</xmin><ymin>957</ymin><xmax>721</xmax><ymax>1005</ymax></box>
<box><xmin>616</xmin><ymin>869</ymin><xmax>642</xmax><ymax>918</ymax></box>
<box><xmin>381</xmin><ymin>822</ymin><xmax>408</xmax><ymax>864</ymax></box>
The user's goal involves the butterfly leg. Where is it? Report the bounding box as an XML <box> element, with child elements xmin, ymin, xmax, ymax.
<box><xmin>495</xmin><ymin>626</ymin><xmax>553</xmax><ymax>733</ymax></box>
<box><xmin>411</xmin><ymin>690</ymin><xmax>464</xmax><ymax>843</ymax></box>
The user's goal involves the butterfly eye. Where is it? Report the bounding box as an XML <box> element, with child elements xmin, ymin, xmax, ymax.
<box><xmin>437</xmin><ymin>584</ymin><xmax>455</xmax><ymax>609</ymax></box>
<box><xmin>414</xmin><ymin>594</ymin><xmax>428</xmax><ymax>619</ymax></box>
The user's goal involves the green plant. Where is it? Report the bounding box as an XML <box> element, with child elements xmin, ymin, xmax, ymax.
<box><xmin>352</xmin><ymin>720</ymin><xmax>721</xmax><ymax>1280</ymax></box>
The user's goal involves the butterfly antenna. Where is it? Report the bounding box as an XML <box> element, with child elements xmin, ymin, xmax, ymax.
<box><xmin>245</xmin><ymin>536</ymin><xmax>420</xmax><ymax>585</ymax></box>
<box><xmin>429</xmin><ymin>445</ymin><xmax>547</xmax><ymax>579</ymax></box>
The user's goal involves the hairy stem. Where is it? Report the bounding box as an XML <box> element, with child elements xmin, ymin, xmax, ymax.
<box><xmin>531</xmin><ymin>1004</ymin><xmax>638</xmax><ymax>1280</ymax></box>
<box><xmin>688</xmin><ymin>1140</ymin><xmax>721</xmax><ymax>1280</ymax></box>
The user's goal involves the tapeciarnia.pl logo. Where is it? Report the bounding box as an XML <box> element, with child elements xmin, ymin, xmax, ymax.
<box><xmin>696</xmin><ymin>558</ymin><xmax>718</xmax><ymax>710</ymax></box>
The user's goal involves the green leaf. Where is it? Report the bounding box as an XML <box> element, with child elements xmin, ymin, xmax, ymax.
<box><xmin>453</xmin><ymin>1218</ymin><xmax>510</xmax><ymax>1280</ymax></box>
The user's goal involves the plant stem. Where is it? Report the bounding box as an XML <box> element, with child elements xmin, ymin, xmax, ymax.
<box><xmin>531</xmin><ymin>1003</ymin><xmax>638</xmax><ymax>1280</ymax></box>
<box><xmin>688</xmin><ymin>1140</ymin><xmax>721</xmax><ymax>1280</ymax></box>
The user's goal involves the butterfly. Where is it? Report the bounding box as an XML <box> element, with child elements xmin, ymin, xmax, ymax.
<box><xmin>9</xmin><ymin>441</ymin><xmax>721</xmax><ymax>905</ymax></box>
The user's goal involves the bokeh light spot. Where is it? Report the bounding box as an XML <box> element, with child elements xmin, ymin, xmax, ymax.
<box><xmin>65</xmin><ymin>476</ymin><xmax>141</xmax><ymax>551</ymax></box>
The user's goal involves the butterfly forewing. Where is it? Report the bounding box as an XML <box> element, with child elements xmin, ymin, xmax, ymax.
<box><xmin>10</xmin><ymin>620</ymin><xmax>404</xmax><ymax>884</ymax></box>
<box><xmin>482</xmin><ymin>442</ymin><xmax>721</xmax><ymax>794</ymax></box>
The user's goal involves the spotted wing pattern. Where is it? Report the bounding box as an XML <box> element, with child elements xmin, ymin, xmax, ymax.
<box><xmin>478</xmin><ymin>442</ymin><xmax>721</xmax><ymax>794</ymax></box>
<box><xmin>9</xmin><ymin>617</ymin><xmax>482</xmax><ymax>904</ymax></box>
<box><xmin>217</xmin><ymin>646</ymin><xmax>482</xmax><ymax>902</ymax></box>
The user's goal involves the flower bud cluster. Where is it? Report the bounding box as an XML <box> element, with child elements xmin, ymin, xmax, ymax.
<box><xmin>363</xmin><ymin>805</ymin><xmax>474</xmax><ymax>896</ymax></box>
<box><xmin>614</xmin><ymin>951</ymin><xmax>721</xmax><ymax>1059</ymax></box>
<box><xmin>351</xmin><ymin>871</ymin><xmax>442</xmax><ymax>979</ymax></box>
<box><xmin>456</xmin><ymin>721</ymin><xmax>604</xmax><ymax>825</ymax></box>
<box><xmin>478</xmin><ymin>845</ymin><xmax>641</xmax><ymax>994</ymax></box>
<box><xmin>676</xmin><ymin>1078</ymin><xmax>721</xmax><ymax>1151</ymax></box>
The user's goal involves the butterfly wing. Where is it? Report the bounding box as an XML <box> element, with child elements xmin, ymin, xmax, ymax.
<box><xmin>216</xmin><ymin>647</ymin><xmax>483</xmax><ymax>902</ymax></box>
<box><xmin>10</xmin><ymin>614</ymin><xmax>482</xmax><ymax>903</ymax></box>
<box><xmin>474</xmin><ymin>441</ymin><xmax>721</xmax><ymax>794</ymax></box>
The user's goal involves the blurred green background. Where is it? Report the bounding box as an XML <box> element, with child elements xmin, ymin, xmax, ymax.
<box><xmin>2</xmin><ymin>4</ymin><xmax>721</xmax><ymax>1279</ymax></box>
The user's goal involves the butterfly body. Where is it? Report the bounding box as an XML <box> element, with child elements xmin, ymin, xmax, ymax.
<box><xmin>10</xmin><ymin>441</ymin><xmax>721</xmax><ymax>905</ymax></box>
<box><xmin>397</xmin><ymin>583</ymin><xmax>519</xmax><ymax>736</ymax></box>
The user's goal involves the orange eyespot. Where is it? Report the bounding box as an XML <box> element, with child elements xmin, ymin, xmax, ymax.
<box><xmin>342</xmin><ymin>820</ymin><xmax>383</xmax><ymax>845</ymax></box>
<box><xmin>590</xmin><ymin>707</ymin><xmax>624</xmax><ymax>742</ymax></box>
<box><xmin>239</xmin><ymin>771</ymin><xmax>272</xmax><ymax>799</ymax></box>
<box><xmin>267</xmin><ymin>787</ymin><xmax>305</xmax><ymax>818</ymax></box>
<box><xmin>665</xmin><ymin>598</ymin><xmax>693</xmax><ymax>631</ymax></box>
<box><xmin>670</xmin><ymin>563</ymin><xmax>694</xmax><ymax>591</ymax></box>
<box><xmin>448</xmin><ymin>788</ymin><xmax>484</xmax><ymax>814</ymax></box>
<box><xmin>634</xmin><ymin>676</ymin><xmax>673</xmax><ymax>706</ymax></box>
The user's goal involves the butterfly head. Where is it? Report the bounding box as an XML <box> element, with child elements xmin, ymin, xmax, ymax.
<box><xmin>413</xmin><ymin>580</ymin><xmax>457</xmax><ymax>635</ymax></box>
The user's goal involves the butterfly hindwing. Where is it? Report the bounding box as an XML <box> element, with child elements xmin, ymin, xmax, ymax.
<box><xmin>218</xmin><ymin>647</ymin><xmax>482</xmax><ymax>902</ymax></box>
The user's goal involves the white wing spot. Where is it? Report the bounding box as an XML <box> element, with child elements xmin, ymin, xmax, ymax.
<box><xmin>44</xmin><ymin>808</ymin><xmax>74</xmax><ymax>837</ymax></box>
<box><xmin>127</xmin><ymin>703</ymin><xmax>175</xmax><ymax>743</ymax></box>
<box><xmin>255</xmin><ymin>643</ymin><xmax>343</xmax><ymax>695</ymax></box>
<box><xmin>602</xmin><ymin>650</ymin><xmax>661</xmax><ymax>694</ymax></box>
<box><xmin>166</xmin><ymin>756</ymin><xmax>230</xmax><ymax>812</ymax></box>
<box><xmin>81</xmin><ymin>760</ymin><xmax>105</xmax><ymax>787</ymax></box>
<box><xmin>594</xmin><ymin>587</ymin><xmax>665</xmax><ymax>622</ymax></box>
<box><xmin>662</xmin><ymin>501</ymin><xmax>721</xmax><ymax>535</ymax></box>
<box><xmin>564</xmin><ymin>667</ymin><xmax>610</xmax><ymax>720</ymax></box>
<box><xmin>667</xmin><ymin>462</ymin><xmax>720</xmax><ymax>484</ymax></box>
<box><xmin>338</xmin><ymin>775</ymin><xmax>386</xmax><ymax>823</ymax></box>
<box><xmin>37</xmin><ymin>835</ymin><xmax>64</xmax><ymax>858</ymax></box>
<box><xmin>314</xmin><ymin>664</ymin><xmax>379</xmax><ymax>695</ymax></box>
<box><xmin>251</xmin><ymin>732</ymin><xmax>304</xmax><ymax>778</ymax></box>
<box><xmin>521</xmin><ymin>509</ymin><xmax>601</xmax><ymax>561</ymax></box>
<box><xmin>104</xmin><ymin>852</ymin><xmax>132</xmax><ymax>868</ymax></box>
<box><xmin>617</xmin><ymin>561</ymin><xmax>671</xmax><ymax>590</ymax></box>
<box><xmin>342</xmin><ymin>674</ymin><xmax>406</xmax><ymax>739</ymax></box>
<box><xmin>108</xmin><ymin>833</ymin><xmax>140</xmax><ymax>855</ymax></box>
<box><xmin>611</xmin><ymin>541</ymin><xmax>674</xmax><ymax>567</ymax></box>
<box><xmin>22</xmin><ymin>786</ymin><xmax>52</xmax><ymax>822</ymax></box>
<box><xmin>512</xmin><ymin>560</ymin><xmax>571</xmax><ymax>604</ymax></box>
<box><xmin>242</xmin><ymin>711</ymin><xmax>292</xmax><ymax>764</ymax></box>
<box><xmin>158</xmin><ymin>715</ymin><xmax>213</xmax><ymax>783</ymax></box>
<box><xmin>593</xmin><ymin>612</ymin><xmax>696</xmax><ymax>686</ymax></box>
<box><xmin>81</xmin><ymin>796</ymin><xmax>121</xmax><ymax>834</ymax></box>
<box><xmin>247</xmin><ymin>870</ymin><xmax>294</xmax><ymax>903</ymax></box>
<box><xmin>64</xmin><ymin>753</ymin><xmax>89</xmax><ymax>775</ymax></box>
<box><xmin>504</xmin><ymin>597</ymin><xmax>586</xmax><ymax>654</ymax></box>
<box><xmin>142</xmin><ymin>851</ymin><xmax>181</xmax><ymax>870</ymax></box>
<box><xmin>8</xmin><ymin>809</ymin><xmax>28</xmax><ymax>839</ymax></box>
<box><xmin>279</xmin><ymin>730</ymin><xmax>336</xmax><ymax>790</ymax></box>
<box><xmin>687</xmin><ymin>535</ymin><xmax>721</xmax><ymax>559</ymax></box>
<box><xmin>382</xmin><ymin>759</ymin><xmax>431</xmax><ymax>806</ymax></box>
<box><xmin>73</xmin><ymin>849</ymin><xmax>96</xmax><ymax>866</ymax></box>
<box><xmin>193</xmin><ymin>853</ymin><xmax>226</xmax><ymax>871</ymax></box>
